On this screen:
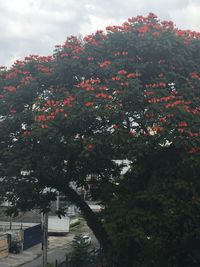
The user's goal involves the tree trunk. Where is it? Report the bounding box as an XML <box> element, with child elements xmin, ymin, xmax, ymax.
<box><xmin>62</xmin><ymin>185</ymin><xmax>112</xmax><ymax>264</ymax></box>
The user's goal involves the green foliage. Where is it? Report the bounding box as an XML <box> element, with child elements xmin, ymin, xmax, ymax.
<box><xmin>0</xmin><ymin>13</ymin><xmax>199</xmax><ymax>267</ymax></box>
<box><xmin>102</xmin><ymin>146</ymin><xmax>200</xmax><ymax>266</ymax></box>
<box><xmin>70</xmin><ymin>235</ymin><xmax>91</xmax><ymax>266</ymax></box>
<box><xmin>69</xmin><ymin>219</ymin><xmax>80</xmax><ymax>229</ymax></box>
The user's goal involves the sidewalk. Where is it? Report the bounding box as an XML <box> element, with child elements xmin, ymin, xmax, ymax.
<box><xmin>0</xmin><ymin>233</ymin><xmax>75</xmax><ymax>267</ymax></box>
<box><xmin>0</xmin><ymin>218</ymin><xmax>91</xmax><ymax>267</ymax></box>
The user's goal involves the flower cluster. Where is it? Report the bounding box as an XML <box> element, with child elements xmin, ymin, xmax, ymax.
<box><xmin>190</xmin><ymin>72</ymin><xmax>200</xmax><ymax>80</ymax></box>
<box><xmin>145</xmin><ymin>82</ymin><xmax>166</xmax><ymax>88</ymax></box>
<box><xmin>147</xmin><ymin>95</ymin><xmax>176</xmax><ymax>103</ymax></box>
<box><xmin>99</xmin><ymin>61</ymin><xmax>111</xmax><ymax>68</ymax></box>
<box><xmin>0</xmin><ymin>13</ymin><xmax>199</xmax><ymax>157</ymax></box>
<box><xmin>76</xmin><ymin>79</ymin><xmax>101</xmax><ymax>91</ymax></box>
<box><xmin>35</xmin><ymin>65</ymin><xmax>53</xmax><ymax>74</ymax></box>
<box><xmin>4</xmin><ymin>86</ymin><xmax>17</xmax><ymax>92</ymax></box>
<box><xmin>96</xmin><ymin>93</ymin><xmax>112</xmax><ymax>99</ymax></box>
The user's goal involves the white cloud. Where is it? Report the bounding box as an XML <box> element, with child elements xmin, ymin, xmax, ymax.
<box><xmin>170</xmin><ymin>1</ymin><xmax>200</xmax><ymax>30</ymax></box>
<box><xmin>80</xmin><ymin>14</ymin><xmax>124</xmax><ymax>36</ymax></box>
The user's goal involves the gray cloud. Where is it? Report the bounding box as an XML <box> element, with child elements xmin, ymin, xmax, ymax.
<box><xmin>0</xmin><ymin>0</ymin><xmax>199</xmax><ymax>67</ymax></box>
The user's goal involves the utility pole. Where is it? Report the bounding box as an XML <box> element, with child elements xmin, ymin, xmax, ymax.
<box><xmin>9</xmin><ymin>215</ymin><xmax>12</xmax><ymax>230</ymax></box>
<box><xmin>42</xmin><ymin>212</ymin><xmax>48</xmax><ymax>267</ymax></box>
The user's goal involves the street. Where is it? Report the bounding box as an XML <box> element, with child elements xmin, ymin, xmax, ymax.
<box><xmin>20</xmin><ymin>244</ymin><xmax>73</xmax><ymax>267</ymax></box>
<box><xmin>20</xmin><ymin>219</ymin><xmax>99</xmax><ymax>267</ymax></box>
<box><xmin>0</xmin><ymin>218</ymin><xmax>99</xmax><ymax>267</ymax></box>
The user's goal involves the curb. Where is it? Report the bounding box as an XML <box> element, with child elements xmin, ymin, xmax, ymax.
<box><xmin>16</xmin><ymin>253</ymin><xmax>41</xmax><ymax>267</ymax></box>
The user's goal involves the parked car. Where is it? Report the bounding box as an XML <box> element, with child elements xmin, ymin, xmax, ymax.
<box><xmin>73</xmin><ymin>234</ymin><xmax>91</xmax><ymax>246</ymax></box>
<box><xmin>80</xmin><ymin>234</ymin><xmax>91</xmax><ymax>245</ymax></box>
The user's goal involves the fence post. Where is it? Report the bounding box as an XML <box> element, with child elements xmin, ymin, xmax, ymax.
<box><xmin>42</xmin><ymin>212</ymin><xmax>48</xmax><ymax>267</ymax></box>
<box><xmin>65</xmin><ymin>255</ymin><xmax>68</xmax><ymax>267</ymax></box>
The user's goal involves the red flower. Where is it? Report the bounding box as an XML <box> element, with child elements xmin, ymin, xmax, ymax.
<box><xmin>112</xmin><ymin>76</ymin><xmax>121</xmax><ymax>81</ymax></box>
<box><xmin>138</xmin><ymin>25</ymin><xmax>150</xmax><ymax>34</ymax></box>
<box><xmin>96</xmin><ymin>93</ymin><xmax>112</xmax><ymax>99</ymax></box>
<box><xmin>4</xmin><ymin>86</ymin><xmax>17</xmax><ymax>92</ymax></box>
<box><xmin>118</xmin><ymin>70</ymin><xmax>127</xmax><ymax>75</ymax></box>
<box><xmin>87</xmin><ymin>144</ymin><xmax>94</xmax><ymax>151</ymax></box>
<box><xmin>188</xmin><ymin>147</ymin><xmax>199</xmax><ymax>154</ymax></box>
<box><xmin>190</xmin><ymin>72</ymin><xmax>200</xmax><ymax>80</ymax></box>
<box><xmin>5</xmin><ymin>72</ymin><xmax>17</xmax><ymax>79</ymax></box>
<box><xmin>23</xmin><ymin>131</ymin><xmax>31</xmax><ymax>136</ymax></box>
<box><xmin>60</xmin><ymin>53</ymin><xmax>69</xmax><ymax>58</ymax></box>
<box><xmin>41</xmin><ymin>124</ymin><xmax>48</xmax><ymax>129</ymax></box>
<box><xmin>129</xmin><ymin>131</ymin><xmax>136</xmax><ymax>137</ymax></box>
<box><xmin>178</xmin><ymin>122</ymin><xmax>188</xmax><ymax>127</ymax></box>
<box><xmin>99</xmin><ymin>60</ymin><xmax>111</xmax><ymax>68</ymax></box>
<box><xmin>127</xmin><ymin>73</ymin><xmax>139</xmax><ymax>78</ymax></box>
<box><xmin>99</xmin><ymin>86</ymin><xmax>108</xmax><ymax>90</ymax></box>
<box><xmin>178</xmin><ymin>128</ymin><xmax>184</xmax><ymax>133</ymax></box>
<box><xmin>113</xmin><ymin>124</ymin><xmax>120</xmax><ymax>129</ymax></box>
<box><xmin>10</xmin><ymin>109</ymin><xmax>17</xmax><ymax>114</ymax></box>
<box><xmin>85</xmin><ymin>102</ymin><xmax>94</xmax><ymax>107</ymax></box>
<box><xmin>152</xmin><ymin>32</ymin><xmax>160</xmax><ymax>37</ymax></box>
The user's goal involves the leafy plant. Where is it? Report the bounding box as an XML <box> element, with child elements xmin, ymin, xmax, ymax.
<box><xmin>70</xmin><ymin>235</ymin><xmax>92</xmax><ymax>266</ymax></box>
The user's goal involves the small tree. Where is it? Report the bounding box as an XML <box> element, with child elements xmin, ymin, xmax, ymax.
<box><xmin>70</xmin><ymin>235</ymin><xmax>92</xmax><ymax>266</ymax></box>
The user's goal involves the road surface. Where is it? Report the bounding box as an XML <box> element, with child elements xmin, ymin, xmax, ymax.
<box><xmin>21</xmin><ymin>244</ymin><xmax>72</xmax><ymax>267</ymax></box>
<box><xmin>20</xmin><ymin>221</ymin><xmax>99</xmax><ymax>267</ymax></box>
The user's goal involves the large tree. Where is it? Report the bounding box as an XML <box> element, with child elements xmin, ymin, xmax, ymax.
<box><xmin>0</xmin><ymin>13</ymin><xmax>199</xmax><ymax>266</ymax></box>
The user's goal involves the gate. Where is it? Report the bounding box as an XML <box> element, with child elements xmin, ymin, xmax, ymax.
<box><xmin>23</xmin><ymin>224</ymin><xmax>42</xmax><ymax>250</ymax></box>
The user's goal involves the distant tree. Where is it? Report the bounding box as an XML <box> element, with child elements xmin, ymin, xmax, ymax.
<box><xmin>0</xmin><ymin>13</ymin><xmax>199</xmax><ymax>266</ymax></box>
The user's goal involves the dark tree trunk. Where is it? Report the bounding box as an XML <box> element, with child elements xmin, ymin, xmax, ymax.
<box><xmin>62</xmin><ymin>185</ymin><xmax>112</xmax><ymax>256</ymax></box>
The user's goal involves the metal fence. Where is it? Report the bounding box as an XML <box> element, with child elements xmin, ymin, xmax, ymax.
<box><xmin>23</xmin><ymin>224</ymin><xmax>42</xmax><ymax>250</ymax></box>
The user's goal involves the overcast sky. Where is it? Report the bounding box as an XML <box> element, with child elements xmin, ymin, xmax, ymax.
<box><xmin>1</xmin><ymin>0</ymin><xmax>200</xmax><ymax>67</ymax></box>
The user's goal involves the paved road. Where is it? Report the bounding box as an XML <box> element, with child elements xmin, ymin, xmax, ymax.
<box><xmin>21</xmin><ymin>237</ymin><xmax>99</xmax><ymax>267</ymax></box>
<box><xmin>20</xmin><ymin>224</ymin><xmax>99</xmax><ymax>267</ymax></box>
<box><xmin>21</xmin><ymin>244</ymin><xmax>73</xmax><ymax>267</ymax></box>
<box><xmin>0</xmin><ymin>218</ymin><xmax>99</xmax><ymax>267</ymax></box>
<box><xmin>21</xmin><ymin>240</ymin><xmax>99</xmax><ymax>267</ymax></box>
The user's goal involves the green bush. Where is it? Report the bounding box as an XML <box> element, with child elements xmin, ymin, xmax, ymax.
<box><xmin>70</xmin><ymin>235</ymin><xmax>91</xmax><ymax>266</ymax></box>
<box><xmin>69</xmin><ymin>219</ymin><xmax>80</xmax><ymax>229</ymax></box>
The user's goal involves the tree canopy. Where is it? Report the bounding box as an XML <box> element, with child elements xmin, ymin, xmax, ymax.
<box><xmin>0</xmin><ymin>13</ymin><xmax>199</xmax><ymax>266</ymax></box>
